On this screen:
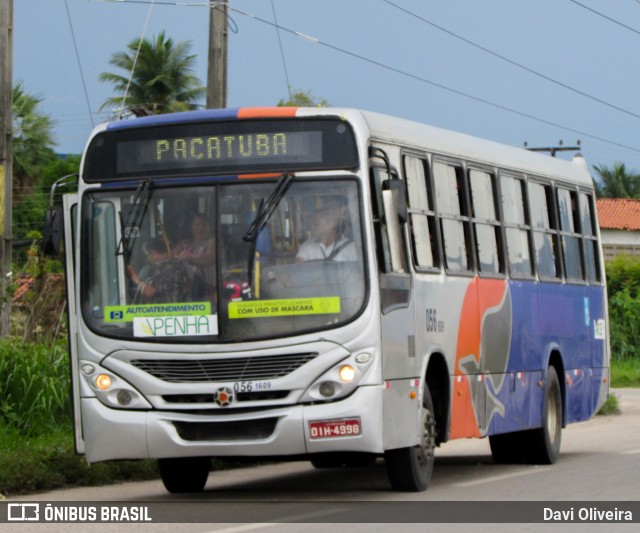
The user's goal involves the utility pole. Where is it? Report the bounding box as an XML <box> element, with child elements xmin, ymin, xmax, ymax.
<box><xmin>0</xmin><ymin>0</ymin><xmax>13</xmax><ymax>336</ymax></box>
<box><xmin>207</xmin><ymin>1</ymin><xmax>228</xmax><ymax>109</ymax></box>
<box><xmin>524</xmin><ymin>140</ymin><xmax>581</xmax><ymax>158</ymax></box>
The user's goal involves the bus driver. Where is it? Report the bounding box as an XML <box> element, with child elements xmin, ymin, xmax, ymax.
<box><xmin>296</xmin><ymin>206</ymin><xmax>356</xmax><ymax>262</ymax></box>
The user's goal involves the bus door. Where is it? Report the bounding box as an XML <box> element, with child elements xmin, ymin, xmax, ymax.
<box><xmin>62</xmin><ymin>193</ymin><xmax>84</xmax><ymax>454</ymax></box>
<box><xmin>369</xmin><ymin>151</ymin><xmax>415</xmax><ymax>360</ymax></box>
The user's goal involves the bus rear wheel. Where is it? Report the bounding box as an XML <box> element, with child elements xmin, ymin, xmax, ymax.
<box><xmin>528</xmin><ymin>366</ymin><xmax>562</xmax><ymax>464</ymax></box>
<box><xmin>158</xmin><ymin>457</ymin><xmax>211</xmax><ymax>493</ymax></box>
<box><xmin>384</xmin><ymin>385</ymin><xmax>436</xmax><ymax>492</ymax></box>
<box><xmin>489</xmin><ymin>366</ymin><xmax>562</xmax><ymax>465</ymax></box>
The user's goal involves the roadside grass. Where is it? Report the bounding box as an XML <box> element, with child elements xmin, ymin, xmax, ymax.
<box><xmin>0</xmin><ymin>426</ymin><xmax>159</xmax><ymax>496</ymax></box>
<box><xmin>610</xmin><ymin>357</ymin><xmax>640</xmax><ymax>388</ymax></box>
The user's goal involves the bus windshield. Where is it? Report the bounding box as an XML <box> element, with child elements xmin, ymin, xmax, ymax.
<box><xmin>80</xmin><ymin>178</ymin><xmax>366</xmax><ymax>342</ymax></box>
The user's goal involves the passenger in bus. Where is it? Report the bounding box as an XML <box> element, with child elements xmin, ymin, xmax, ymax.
<box><xmin>127</xmin><ymin>237</ymin><xmax>190</xmax><ymax>303</ymax></box>
<box><xmin>173</xmin><ymin>213</ymin><xmax>216</xmax><ymax>299</ymax></box>
<box><xmin>296</xmin><ymin>206</ymin><xmax>356</xmax><ymax>262</ymax></box>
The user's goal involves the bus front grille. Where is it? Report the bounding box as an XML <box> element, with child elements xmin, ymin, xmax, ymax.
<box><xmin>130</xmin><ymin>353</ymin><xmax>317</xmax><ymax>383</ymax></box>
<box><xmin>173</xmin><ymin>418</ymin><xmax>278</xmax><ymax>441</ymax></box>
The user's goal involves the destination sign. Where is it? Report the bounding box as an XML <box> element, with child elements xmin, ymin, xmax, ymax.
<box><xmin>119</xmin><ymin>131</ymin><xmax>322</xmax><ymax>173</ymax></box>
<box><xmin>84</xmin><ymin>119</ymin><xmax>358</xmax><ymax>181</ymax></box>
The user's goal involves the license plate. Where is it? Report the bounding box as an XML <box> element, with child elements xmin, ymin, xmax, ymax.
<box><xmin>309</xmin><ymin>418</ymin><xmax>361</xmax><ymax>439</ymax></box>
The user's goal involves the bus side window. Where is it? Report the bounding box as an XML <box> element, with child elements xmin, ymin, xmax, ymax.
<box><xmin>557</xmin><ymin>187</ymin><xmax>585</xmax><ymax>282</ymax></box>
<box><xmin>501</xmin><ymin>174</ymin><xmax>533</xmax><ymax>278</ymax></box>
<box><xmin>529</xmin><ymin>181</ymin><xmax>561</xmax><ymax>280</ymax></box>
<box><xmin>403</xmin><ymin>155</ymin><xmax>439</xmax><ymax>270</ymax></box>
<box><xmin>433</xmin><ymin>160</ymin><xmax>472</xmax><ymax>273</ymax></box>
<box><xmin>580</xmin><ymin>192</ymin><xmax>601</xmax><ymax>284</ymax></box>
<box><xmin>469</xmin><ymin>168</ymin><xmax>503</xmax><ymax>275</ymax></box>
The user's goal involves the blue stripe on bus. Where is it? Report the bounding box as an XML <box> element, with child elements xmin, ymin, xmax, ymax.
<box><xmin>105</xmin><ymin>108</ymin><xmax>242</xmax><ymax>130</ymax></box>
<box><xmin>487</xmin><ymin>280</ymin><xmax>607</xmax><ymax>435</ymax></box>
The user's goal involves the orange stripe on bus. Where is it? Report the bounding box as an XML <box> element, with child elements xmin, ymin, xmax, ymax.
<box><xmin>449</xmin><ymin>278</ymin><xmax>508</xmax><ymax>439</ymax></box>
<box><xmin>239</xmin><ymin>173</ymin><xmax>283</xmax><ymax>179</ymax></box>
<box><xmin>237</xmin><ymin>107</ymin><xmax>298</xmax><ymax>119</ymax></box>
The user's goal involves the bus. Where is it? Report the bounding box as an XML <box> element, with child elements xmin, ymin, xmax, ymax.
<box><xmin>44</xmin><ymin>107</ymin><xmax>610</xmax><ymax>493</ymax></box>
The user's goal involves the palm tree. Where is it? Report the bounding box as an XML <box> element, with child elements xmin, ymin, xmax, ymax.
<box><xmin>592</xmin><ymin>162</ymin><xmax>640</xmax><ymax>198</ymax></box>
<box><xmin>12</xmin><ymin>81</ymin><xmax>56</xmax><ymax>187</ymax></box>
<box><xmin>99</xmin><ymin>31</ymin><xmax>206</xmax><ymax>117</ymax></box>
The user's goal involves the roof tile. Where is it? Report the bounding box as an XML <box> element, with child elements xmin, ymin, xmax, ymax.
<box><xmin>596</xmin><ymin>198</ymin><xmax>640</xmax><ymax>231</ymax></box>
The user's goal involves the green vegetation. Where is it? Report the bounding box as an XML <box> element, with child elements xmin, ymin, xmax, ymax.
<box><xmin>99</xmin><ymin>31</ymin><xmax>205</xmax><ymax>117</ymax></box>
<box><xmin>0</xmin><ymin>428</ymin><xmax>159</xmax><ymax>496</ymax></box>
<box><xmin>597</xmin><ymin>392</ymin><xmax>621</xmax><ymax>416</ymax></box>
<box><xmin>0</xmin><ymin>338</ymin><xmax>159</xmax><ymax>495</ymax></box>
<box><xmin>610</xmin><ymin>358</ymin><xmax>640</xmax><ymax>388</ymax></box>
<box><xmin>593</xmin><ymin>162</ymin><xmax>640</xmax><ymax>199</ymax></box>
<box><xmin>605</xmin><ymin>255</ymin><xmax>640</xmax><ymax>361</ymax></box>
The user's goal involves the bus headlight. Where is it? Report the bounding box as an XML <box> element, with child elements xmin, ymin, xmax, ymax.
<box><xmin>80</xmin><ymin>361</ymin><xmax>151</xmax><ymax>409</ymax></box>
<box><xmin>300</xmin><ymin>354</ymin><xmax>374</xmax><ymax>403</ymax></box>
<box><xmin>95</xmin><ymin>374</ymin><xmax>112</xmax><ymax>391</ymax></box>
<box><xmin>339</xmin><ymin>365</ymin><xmax>356</xmax><ymax>382</ymax></box>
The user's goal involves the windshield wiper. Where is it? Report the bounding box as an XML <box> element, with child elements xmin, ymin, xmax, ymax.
<box><xmin>243</xmin><ymin>172</ymin><xmax>293</xmax><ymax>243</ymax></box>
<box><xmin>116</xmin><ymin>179</ymin><xmax>153</xmax><ymax>262</ymax></box>
<box><xmin>243</xmin><ymin>172</ymin><xmax>293</xmax><ymax>289</ymax></box>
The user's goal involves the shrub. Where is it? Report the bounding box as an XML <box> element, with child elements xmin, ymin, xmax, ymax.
<box><xmin>0</xmin><ymin>338</ymin><xmax>70</xmax><ymax>437</ymax></box>
<box><xmin>606</xmin><ymin>255</ymin><xmax>640</xmax><ymax>298</ymax></box>
<box><xmin>605</xmin><ymin>256</ymin><xmax>640</xmax><ymax>361</ymax></box>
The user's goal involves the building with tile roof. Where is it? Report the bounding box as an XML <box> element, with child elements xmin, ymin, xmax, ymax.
<box><xmin>596</xmin><ymin>198</ymin><xmax>640</xmax><ymax>260</ymax></box>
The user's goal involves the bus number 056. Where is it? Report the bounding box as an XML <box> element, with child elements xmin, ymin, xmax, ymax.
<box><xmin>233</xmin><ymin>381</ymin><xmax>272</xmax><ymax>393</ymax></box>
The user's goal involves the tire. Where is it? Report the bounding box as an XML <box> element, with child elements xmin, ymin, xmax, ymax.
<box><xmin>528</xmin><ymin>366</ymin><xmax>562</xmax><ymax>464</ymax></box>
<box><xmin>310</xmin><ymin>453</ymin><xmax>377</xmax><ymax>469</ymax></box>
<box><xmin>384</xmin><ymin>385</ymin><xmax>436</xmax><ymax>492</ymax></box>
<box><xmin>489</xmin><ymin>366</ymin><xmax>562</xmax><ymax>465</ymax></box>
<box><xmin>158</xmin><ymin>457</ymin><xmax>211</xmax><ymax>493</ymax></box>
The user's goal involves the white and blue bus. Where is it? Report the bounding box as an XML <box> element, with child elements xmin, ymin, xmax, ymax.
<box><xmin>45</xmin><ymin>107</ymin><xmax>610</xmax><ymax>492</ymax></box>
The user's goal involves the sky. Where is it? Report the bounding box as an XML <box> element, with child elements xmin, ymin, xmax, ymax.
<box><xmin>12</xmin><ymin>0</ymin><xmax>640</xmax><ymax>175</ymax></box>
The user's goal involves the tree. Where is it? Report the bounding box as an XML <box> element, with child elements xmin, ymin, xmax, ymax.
<box><xmin>592</xmin><ymin>162</ymin><xmax>640</xmax><ymax>198</ymax></box>
<box><xmin>12</xmin><ymin>82</ymin><xmax>57</xmax><ymax>248</ymax></box>
<box><xmin>277</xmin><ymin>89</ymin><xmax>329</xmax><ymax>108</ymax></box>
<box><xmin>99</xmin><ymin>31</ymin><xmax>206</xmax><ymax>117</ymax></box>
<box><xmin>12</xmin><ymin>82</ymin><xmax>56</xmax><ymax>192</ymax></box>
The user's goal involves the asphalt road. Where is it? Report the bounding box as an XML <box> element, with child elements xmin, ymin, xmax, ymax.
<box><xmin>4</xmin><ymin>388</ymin><xmax>640</xmax><ymax>532</ymax></box>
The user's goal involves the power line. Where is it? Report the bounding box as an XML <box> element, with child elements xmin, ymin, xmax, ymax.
<box><xmin>382</xmin><ymin>0</ymin><xmax>640</xmax><ymax>122</ymax></box>
<box><xmin>568</xmin><ymin>0</ymin><xmax>640</xmax><ymax>37</ymax></box>
<box><xmin>227</xmin><ymin>5</ymin><xmax>640</xmax><ymax>155</ymax></box>
<box><xmin>270</xmin><ymin>0</ymin><xmax>292</xmax><ymax>101</ymax></box>
<box><xmin>71</xmin><ymin>0</ymin><xmax>640</xmax><ymax>155</ymax></box>
<box><xmin>63</xmin><ymin>0</ymin><xmax>95</xmax><ymax>128</ymax></box>
<box><xmin>119</xmin><ymin>0</ymin><xmax>157</xmax><ymax>118</ymax></box>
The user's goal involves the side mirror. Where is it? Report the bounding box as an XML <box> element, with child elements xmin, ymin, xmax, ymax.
<box><xmin>42</xmin><ymin>207</ymin><xmax>63</xmax><ymax>256</ymax></box>
<box><xmin>383</xmin><ymin>179</ymin><xmax>408</xmax><ymax>224</ymax></box>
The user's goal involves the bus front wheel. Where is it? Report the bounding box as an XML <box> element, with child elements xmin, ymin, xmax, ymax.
<box><xmin>384</xmin><ymin>385</ymin><xmax>436</xmax><ymax>492</ymax></box>
<box><xmin>158</xmin><ymin>457</ymin><xmax>211</xmax><ymax>493</ymax></box>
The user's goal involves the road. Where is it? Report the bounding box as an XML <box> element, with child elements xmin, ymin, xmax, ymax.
<box><xmin>4</xmin><ymin>389</ymin><xmax>640</xmax><ymax>532</ymax></box>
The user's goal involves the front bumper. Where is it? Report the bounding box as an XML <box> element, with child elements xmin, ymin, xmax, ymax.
<box><xmin>81</xmin><ymin>384</ymin><xmax>385</xmax><ymax>463</ymax></box>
